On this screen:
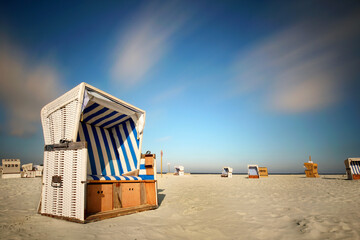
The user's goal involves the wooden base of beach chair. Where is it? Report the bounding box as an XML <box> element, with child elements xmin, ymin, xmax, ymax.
<box><xmin>41</xmin><ymin>204</ymin><xmax>158</xmax><ymax>224</ymax></box>
<box><xmin>85</xmin><ymin>180</ymin><xmax>157</xmax><ymax>222</ymax></box>
<box><xmin>352</xmin><ymin>174</ymin><xmax>360</xmax><ymax>180</ymax></box>
<box><xmin>305</xmin><ymin>170</ymin><xmax>320</xmax><ymax>178</ymax></box>
<box><xmin>85</xmin><ymin>204</ymin><xmax>158</xmax><ymax>223</ymax></box>
<box><xmin>248</xmin><ymin>175</ymin><xmax>259</xmax><ymax>179</ymax></box>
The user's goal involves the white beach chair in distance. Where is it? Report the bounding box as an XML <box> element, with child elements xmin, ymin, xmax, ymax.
<box><xmin>33</xmin><ymin>165</ymin><xmax>44</xmax><ymax>177</ymax></box>
<box><xmin>248</xmin><ymin>165</ymin><xmax>260</xmax><ymax>179</ymax></box>
<box><xmin>21</xmin><ymin>163</ymin><xmax>36</xmax><ymax>178</ymax></box>
<box><xmin>344</xmin><ymin>158</ymin><xmax>360</xmax><ymax>180</ymax></box>
<box><xmin>174</xmin><ymin>166</ymin><xmax>184</xmax><ymax>176</ymax></box>
<box><xmin>39</xmin><ymin>82</ymin><xmax>158</xmax><ymax>223</ymax></box>
<box><xmin>221</xmin><ymin>167</ymin><xmax>233</xmax><ymax>178</ymax></box>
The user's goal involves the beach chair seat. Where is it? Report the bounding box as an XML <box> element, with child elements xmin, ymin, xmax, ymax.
<box><xmin>87</xmin><ymin>175</ymin><xmax>143</xmax><ymax>181</ymax></box>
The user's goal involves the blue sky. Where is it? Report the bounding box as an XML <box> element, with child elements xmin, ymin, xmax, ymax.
<box><xmin>0</xmin><ymin>0</ymin><xmax>359</xmax><ymax>173</ymax></box>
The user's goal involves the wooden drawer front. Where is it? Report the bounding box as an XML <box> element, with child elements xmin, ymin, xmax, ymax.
<box><xmin>145</xmin><ymin>182</ymin><xmax>157</xmax><ymax>205</ymax></box>
<box><xmin>121</xmin><ymin>183</ymin><xmax>140</xmax><ymax>208</ymax></box>
<box><xmin>87</xmin><ymin>184</ymin><xmax>113</xmax><ymax>214</ymax></box>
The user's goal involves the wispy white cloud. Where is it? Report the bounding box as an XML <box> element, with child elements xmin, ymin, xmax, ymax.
<box><xmin>151</xmin><ymin>85</ymin><xmax>186</xmax><ymax>104</ymax></box>
<box><xmin>111</xmin><ymin>1</ymin><xmax>192</xmax><ymax>87</ymax></box>
<box><xmin>0</xmin><ymin>35</ymin><xmax>62</xmax><ymax>136</ymax></box>
<box><xmin>156</xmin><ymin>136</ymin><xmax>172</xmax><ymax>142</ymax></box>
<box><xmin>230</xmin><ymin>10</ymin><xmax>360</xmax><ymax>113</ymax></box>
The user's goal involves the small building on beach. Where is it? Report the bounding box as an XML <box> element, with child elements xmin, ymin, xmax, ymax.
<box><xmin>2</xmin><ymin>159</ymin><xmax>21</xmax><ymax>179</ymax></box>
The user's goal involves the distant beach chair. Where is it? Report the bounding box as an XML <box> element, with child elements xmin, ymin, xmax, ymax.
<box><xmin>304</xmin><ymin>156</ymin><xmax>319</xmax><ymax>178</ymax></box>
<box><xmin>259</xmin><ymin>167</ymin><xmax>268</xmax><ymax>177</ymax></box>
<box><xmin>248</xmin><ymin>165</ymin><xmax>259</xmax><ymax>179</ymax></box>
<box><xmin>344</xmin><ymin>158</ymin><xmax>360</xmax><ymax>180</ymax></box>
<box><xmin>2</xmin><ymin>159</ymin><xmax>21</xmax><ymax>179</ymax></box>
<box><xmin>39</xmin><ymin>82</ymin><xmax>157</xmax><ymax>223</ymax></box>
<box><xmin>221</xmin><ymin>167</ymin><xmax>233</xmax><ymax>178</ymax></box>
<box><xmin>174</xmin><ymin>166</ymin><xmax>184</xmax><ymax>176</ymax></box>
<box><xmin>21</xmin><ymin>163</ymin><xmax>36</xmax><ymax>178</ymax></box>
<box><xmin>33</xmin><ymin>165</ymin><xmax>44</xmax><ymax>177</ymax></box>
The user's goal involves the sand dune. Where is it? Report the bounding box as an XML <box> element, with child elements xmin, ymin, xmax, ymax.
<box><xmin>0</xmin><ymin>175</ymin><xmax>359</xmax><ymax>239</ymax></box>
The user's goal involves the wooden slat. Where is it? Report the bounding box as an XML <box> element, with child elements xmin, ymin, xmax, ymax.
<box><xmin>140</xmin><ymin>182</ymin><xmax>147</xmax><ymax>205</ymax></box>
<box><xmin>146</xmin><ymin>168</ymin><xmax>154</xmax><ymax>175</ymax></box>
<box><xmin>101</xmin><ymin>184</ymin><xmax>113</xmax><ymax>212</ymax></box>
<box><xmin>87</xmin><ymin>184</ymin><xmax>102</xmax><ymax>214</ymax></box>
<box><xmin>145</xmin><ymin>182</ymin><xmax>157</xmax><ymax>206</ymax></box>
<box><xmin>145</xmin><ymin>157</ymin><xmax>154</xmax><ymax>167</ymax></box>
<box><xmin>113</xmin><ymin>183</ymin><xmax>122</xmax><ymax>209</ymax></box>
<box><xmin>85</xmin><ymin>204</ymin><xmax>158</xmax><ymax>223</ymax></box>
<box><xmin>121</xmin><ymin>183</ymin><xmax>140</xmax><ymax>208</ymax></box>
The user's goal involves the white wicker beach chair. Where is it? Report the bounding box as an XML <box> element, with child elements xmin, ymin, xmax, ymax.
<box><xmin>221</xmin><ymin>167</ymin><xmax>233</xmax><ymax>178</ymax></box>
<box><xmin>174</xmin><ymin>166</ymin><xmax>184</xmax><ymax>176</ymax></box>
<box><xmin>39</xmin><ymin>82</ymin><xmax>157</xmax><ymax>223</ymax></box>
<box><xmin>21</xmin><ymin>163</ymin><xmax>36</xmax><ymax>178</ymax></box>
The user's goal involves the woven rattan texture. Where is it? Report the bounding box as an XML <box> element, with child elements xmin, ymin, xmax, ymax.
<box><xmin>41</xmin><ymin>149</ymin><xmax>87</xmax><ymax>221</ymax></box>
<box><xmin>41</xmin><ymin>85</ymin><xmax>82</xmax><ymax>145</ymax></box>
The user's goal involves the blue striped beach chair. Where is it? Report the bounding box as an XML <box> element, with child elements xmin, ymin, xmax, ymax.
<box><xmin>344</xmin><ymin>158</ymin><xmax>360</xmax><ymax>180</ymax></box>
<box><xmin>248</xmin><ymin>165</ymin><xmax>259</xmax><ymax>179</ymax></box>
<box><xmin>39</xmin><ymin>83</ymin><xmax>157</xmax><ymax>223</ymax></box>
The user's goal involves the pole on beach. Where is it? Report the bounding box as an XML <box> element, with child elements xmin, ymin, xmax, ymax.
<box><xmin>161</xmin><ymin>150</ymin><xmax>163</xmax><ymax>177</ymax></box>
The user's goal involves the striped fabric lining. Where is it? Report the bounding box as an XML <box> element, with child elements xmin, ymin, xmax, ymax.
<box><xmin>87</xmin><ymin>175</ymin><xmax>142</xmax><ymax>181</ymax></box>
<box><xmin>248</xmin><ymin>167</ymin><xmax>259</xmax><ymax>176</ymax></box>
<box><xmin>82</xmin><ymin>101</ymin><xmax>130</xmax><ymax>129</ymax></box>
<box><xmin>350</xmin><ymin>161</ymin><xmax>360</xmax><ymax>175</ymax></box>
<box><xmin>78</xmin><ymin>119</ymin><xmax>140</xmax><ymax>177</ymax></box>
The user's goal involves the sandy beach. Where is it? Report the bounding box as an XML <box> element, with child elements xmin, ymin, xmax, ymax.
<box><xmin>0</xmin><ymin>174</ymin><xmax>360</xmax><ymax>240</ymax></box>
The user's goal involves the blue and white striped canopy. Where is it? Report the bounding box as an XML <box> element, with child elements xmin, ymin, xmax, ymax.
<box><xmin>77</xmin><ymin>92</ymin><xmax>150</xmax><ymax>180</ymax></box>
<box><xmin>350</xmin><ymin>161</ymin><xmax>360</xmax><ymax>175</ymax></box>
<box><xmin>82</xmin><ymin>101</ymin><xmax>132</xmax><ymax>129</ymax></box>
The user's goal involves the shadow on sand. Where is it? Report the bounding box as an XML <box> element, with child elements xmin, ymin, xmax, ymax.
<box><xmin>157</xmin><ymin>189</ymin><xmax>166</xmax><ymax>206</ymax></box>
